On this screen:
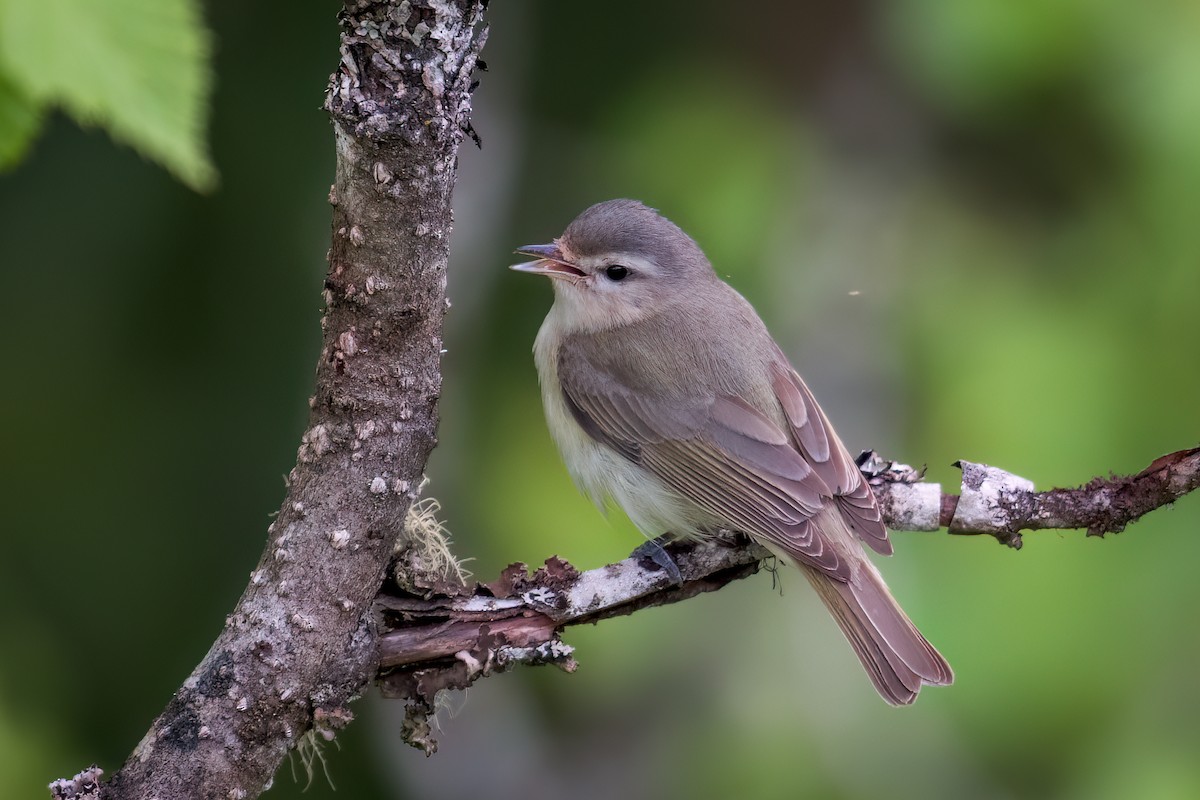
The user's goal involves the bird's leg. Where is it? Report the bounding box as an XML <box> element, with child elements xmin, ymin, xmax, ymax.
<box><xmin>630</xmin><ymin>533</ymin><xmax>684</xmax><ymax>586</ymax></box>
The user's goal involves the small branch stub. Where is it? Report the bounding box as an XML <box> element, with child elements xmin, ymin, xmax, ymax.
<box><xmin>49</xmin><ymin>766</ymin><xmax>104</xmax><ymax>800</ymax></box>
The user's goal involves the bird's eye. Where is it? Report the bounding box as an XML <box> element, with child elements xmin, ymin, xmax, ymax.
<box><xmin>604</xmin><ymin>265</ymin><xmax>630</xmax><ymax>281</ymax></box>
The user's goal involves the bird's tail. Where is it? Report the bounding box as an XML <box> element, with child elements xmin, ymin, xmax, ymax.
<box><xmin>803</xmin><ymin>558</ymin><xmax>953</xmax><ymax>705</ymax></box>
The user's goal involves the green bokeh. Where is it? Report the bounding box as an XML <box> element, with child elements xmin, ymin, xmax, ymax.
<box><xmin>3</xmin><ymin>2</ymin><xmax>1198</xmax><ymax>799</ymax></box>
<box><xmin>0</xmin><ymin>0</ymin><xmax>215</xmax><ymax>189</ymax></box>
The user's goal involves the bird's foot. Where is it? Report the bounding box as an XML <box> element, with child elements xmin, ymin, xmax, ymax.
<box><xmin>631</xmin><ymin>535</ymin><xmax>684</xmax><ymax>587</ymax></box>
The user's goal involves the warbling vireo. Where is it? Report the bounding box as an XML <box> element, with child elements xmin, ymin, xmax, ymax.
<box><xmin>510</xmin><ymin>199</ymin><xmax>952</xmax><ymax>704</ymax></box>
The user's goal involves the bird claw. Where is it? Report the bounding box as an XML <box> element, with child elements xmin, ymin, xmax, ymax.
<box><xmin>631</xmin><ymin>536</ymin><xmax>684</xmax><ymax>586</ymax></box>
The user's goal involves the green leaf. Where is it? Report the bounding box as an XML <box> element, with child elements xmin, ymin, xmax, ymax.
<box><xmin>0</xmin><ymin>69</ymin><xmax>44</xmax><ymax>170</ymax></box>
<box><xmin>0</xmin><ymin>0</ymin><xmax>216</xmax><ymax>190</ymax></box>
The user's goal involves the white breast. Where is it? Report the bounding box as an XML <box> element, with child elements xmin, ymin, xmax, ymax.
<box><xmin>533</xmin><ymin>307</ymin><xmax>712</xmax><ymax>539</ymax></box>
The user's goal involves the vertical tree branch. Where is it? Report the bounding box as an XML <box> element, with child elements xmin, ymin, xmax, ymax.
<box><xmin>84</xmin><ymin>3</ymin><xmax>487</xmax><ymax>799</ymax></box>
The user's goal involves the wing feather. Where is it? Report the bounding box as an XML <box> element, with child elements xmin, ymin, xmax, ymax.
<box><xmin>769</xmin><ymin>354</ymin><xmax>891</xmax><ymax>555</ymax></box>
<box><xmin>557</xmin><ymin>340</ymin><xmax>855</xmax><ymax>579</ymax></box>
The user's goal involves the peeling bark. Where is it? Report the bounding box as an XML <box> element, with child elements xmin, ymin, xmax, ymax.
<box><xmin>57</xmin><ymin>4</ymin><xmax>488</xmax><ymax>799</ymax></box>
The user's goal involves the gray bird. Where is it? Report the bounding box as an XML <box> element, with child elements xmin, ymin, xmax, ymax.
<box><xmin>511</xmin><ymin>199</ymin><xmax>952</xmax><ymax>704</ymax></box>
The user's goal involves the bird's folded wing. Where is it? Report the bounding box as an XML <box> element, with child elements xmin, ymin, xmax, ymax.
<box><xmin>559</xmin><ymin>352</ymin><xmax>862</xmax><ymax>580</ymax></box>
<box><xmin>768</xmin><ymin>350</ymin><xmax>891</xmax><ymax>555</ymax></box>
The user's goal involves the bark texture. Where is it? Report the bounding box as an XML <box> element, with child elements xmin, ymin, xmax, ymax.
<box><xmin>86</xmin><ymin>3</ymin><xmax>487</xmax><ymax>799</ymax></box>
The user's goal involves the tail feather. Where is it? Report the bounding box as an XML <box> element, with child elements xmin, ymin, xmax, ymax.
<box><xmin>804</xmin><ymin>560</ymin><xmax>953</xmax><ymax>706</ymax></box>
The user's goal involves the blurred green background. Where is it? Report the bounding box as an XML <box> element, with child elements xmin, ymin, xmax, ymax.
<box><xmin>3</xmin><ymin>1</ymin><xmax>1199</xmax><ymax>798</ymax></box>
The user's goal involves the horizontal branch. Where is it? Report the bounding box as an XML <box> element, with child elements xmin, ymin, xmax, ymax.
<box><xmin>862</xmin><ymin>446</ymin><xmax>1200</xmax><ymax>548</ymax></box>
<box><xmin>377</xmin><ymin>446</ymin><xmax>1200</xmax><ymax>751</ymax></box>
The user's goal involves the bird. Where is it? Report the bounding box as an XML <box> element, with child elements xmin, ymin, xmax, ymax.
<box><xmin>510</xmin><ymin>198</ymin><xmax>952</xmax><ymax>704</ymax></box>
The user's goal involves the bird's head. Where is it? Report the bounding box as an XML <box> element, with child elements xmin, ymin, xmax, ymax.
<box><xmin>511</xmin><ymin>199</ymin><xmax>713</xmax><ymax>333</ymax></box>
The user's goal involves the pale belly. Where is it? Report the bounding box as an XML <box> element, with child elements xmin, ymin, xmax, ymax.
<box><xmin>533</xmin><ymin>311</ymin><xmax>713</xmax><ymax>539</ymax></box>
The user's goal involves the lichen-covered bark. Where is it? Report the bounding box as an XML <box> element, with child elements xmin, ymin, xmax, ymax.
<box><xmin>93</xmin><ymin>3</ymin><xmax>487</xmax><ymax>799</ymax></box>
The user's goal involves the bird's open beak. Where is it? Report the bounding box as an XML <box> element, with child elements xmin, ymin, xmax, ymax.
<box><xmin>510</xmin><ymin>242</ymin><xmax>585</xmax><ymax>279</ymax></box>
